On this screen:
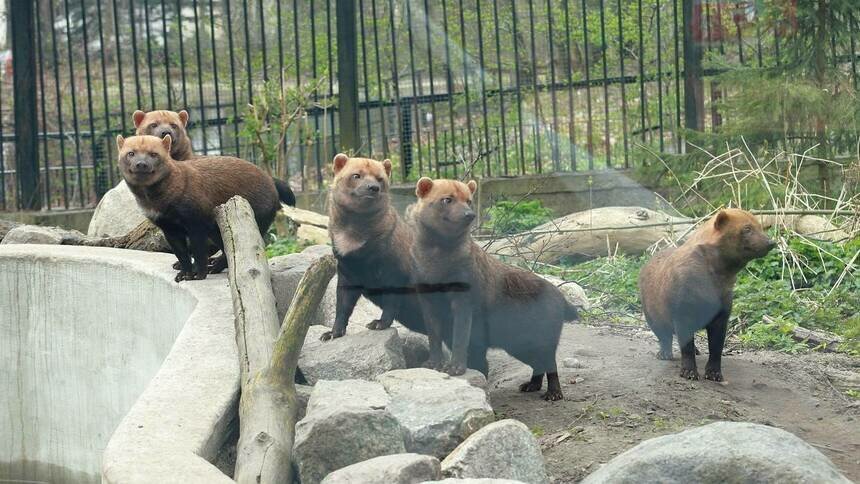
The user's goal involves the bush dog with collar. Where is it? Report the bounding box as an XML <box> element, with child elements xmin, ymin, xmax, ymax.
<box><xmin>321</xmin><ymin>153</ymin><xmax>427</xmax><ymax>341</ymax></box>
<box><xmin>410</xmin><ymin>177</ymin><xmax>579</xmax><ymax>401</ymax></box>
<box><xmin>132</xmin><ymin>108</ymin><xmax>296</xmax><ymax>206</ymax></box>
<box><xmin>116</xmin><ymin>134</ymin><xmax>281</xmax><ymax>282</ymax></box>
<box><xmin>639</xmin><ymin>208</ymin><xmax>776</xmax><ymax>381</ymax></box>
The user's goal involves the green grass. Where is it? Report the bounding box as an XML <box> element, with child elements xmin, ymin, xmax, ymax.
<box><xmin>484</xmin><ymin>199</ymin><xmax>554</xmax><ymax>235</ymax></box>
<box><xmin>265</xmin><ymin>235</ymin><xmax>311</xmax><ymax>258</ymax></box>
<box><xmin>540</xmin><ymin>233</ymin><xmax>860</xmax><ymax>355</ymax></box>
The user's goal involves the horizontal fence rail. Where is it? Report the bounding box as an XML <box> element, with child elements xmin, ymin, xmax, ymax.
<box><xmin>0</xmin><ymin>0</ymin><xmax>857</xmax><ymax>210</ymax></box>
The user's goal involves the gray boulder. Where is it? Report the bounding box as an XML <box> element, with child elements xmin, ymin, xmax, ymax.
<box><xmin>294</xmin><ymin>380</ymin><xmax>406</xmax><ymax>484</ymax></box>
<box><xmin>538</xmin><ymin>274</ymin><xmax>590</xmax><ymax>311</ymax></box>
<box><xmin>376</xmin><ymin>369</ymin><xmax>494</xmax><ymax>458</ymax></box>
<box><xmin>87</xmin><ymin>180</ymin><xmax>147</xmax><ymax>237</ymax></box>
<box><xmin>395</xmin><ymin>324</ymin><xmax>431</xmax><ymax>368</ymax></box>
<box><xmin>296</xmin><ymin>384</ymin><xmax>313</xmax><ymax>420</ymax></box>
<box><xmin>581</xmin><ymin>421</ymin><xmax>851</xmax><ymax>484</ymax></box>
<box><xmin>441</xmin><ymin>420</ymin><xmax>548</xmax><ymax>484</ymax></box>
<box><xmin>0</xmin><ymin>224</ymin><xmax>86</xmax><ymax>245</ymax></box>
<box><xmin>300</xmin><ymin>325</ymin><xmax>407</xmax><ymax>385</ymax></box>
<box><xmin>321</xmin><ymin>453</ymin><xmax>441</xmax><ymax>484</ymax></box>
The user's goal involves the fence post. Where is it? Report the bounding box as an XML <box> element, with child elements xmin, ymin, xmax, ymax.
<box><xmin>336</xmin><ymin>0</ymin><xmax>360</xmax><ymax>154</ymax></box>
<box><xmin>11</xmin><ymin>0</ymin><xmax>40</xmax><ymax>210</ymax></box>
<box><xmin>682</xmin><ymin>0</ymin><xmax>704</xmax><ymax>133</ymax></box>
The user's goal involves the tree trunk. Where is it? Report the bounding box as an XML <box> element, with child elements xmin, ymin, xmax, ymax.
<box><xmin>215</xmin><ymin>195</ymin><xmax>336</xmax><ymax>484</ymax></box>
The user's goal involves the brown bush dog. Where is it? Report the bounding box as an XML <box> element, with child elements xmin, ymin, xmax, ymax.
<box><xmin>410</xmin><ymin>178</ymin><xmax>579</xmax><ymax>401</ymax></box>
<box><xmin>116</xmin><ymin>134</ymin><xmax>281</xmax><ymax>282</ymax></box>
<box><xmin>321</xmin><ymin>153</ymin><xmax>427</xmax><ymax>341</ymax></box>
<box><xmin>132</xmin><ymin>109</ymin><xmax>296</xmax><ymax>206</ymax></box>
<box><xmin>639</xmin><ymin>208</ymin><xmax>776</xmax><ymax>381</ymax></box>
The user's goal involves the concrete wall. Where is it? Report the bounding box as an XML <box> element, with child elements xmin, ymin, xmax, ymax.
<box><xmin>294</xmin><ymin>170</ymin><xmax>665</xmax><ymax>220</ymax></box>
<box><xmin>3</xmin><ymin>209</ymin><xmax>95</xmax><ymax>233</ymax></box>
<box><xmin>0</xmin><ymin>246</ymin><xmax>238</xmax><ymax>484</ymax></box>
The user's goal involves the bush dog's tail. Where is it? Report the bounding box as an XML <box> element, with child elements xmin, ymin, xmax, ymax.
<box><xmin>274</xmin><ymin>178</ymin><xmax>297</xmax><ymax>206</ymax></box>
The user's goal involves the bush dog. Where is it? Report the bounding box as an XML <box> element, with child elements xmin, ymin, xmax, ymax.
<box><xmin>410</xmin><ymin>177</ymin><xmax>579</xmax><ymax>401</ymax></box>
<box><xmin>132</xmin><ymin>108</ymin><xmax>296</xmax><ymax>206</ymax></box>
<box><xmin>639</xmin><ymin>208</ymin><xmax>776</xmax><ymax>381</ymax></box>
<box><xmin>321</xmin><ymin>153</ymin><xmax>426</xmax><ymax>341</ymax></box>
<box><xmin>116</xmin><ymin>134</ymin><xmax>281</xmax><ymax>282</ymax></box>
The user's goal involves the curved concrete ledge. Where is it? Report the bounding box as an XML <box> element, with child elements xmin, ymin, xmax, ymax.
<box><xmin>0</xmin><ymin>245</ymin><xmax>238</xmax><ymax>484</ymax></box>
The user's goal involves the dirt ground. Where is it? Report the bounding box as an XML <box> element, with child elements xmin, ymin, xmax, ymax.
<box><xmin>487</xmin><ymin>323</ymin><xmax>860</xmax><ymax>483</ymax></box>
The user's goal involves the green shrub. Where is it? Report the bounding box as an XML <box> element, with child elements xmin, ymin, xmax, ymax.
<box><xmin>485</xmin><ymin>199</ymin><xmax>554</xmax><ymax>235</ymax></box>
<box><xmin>265</xmin><ymin>236</ymin><xmax>310</xmax><ymax>258</ymax></box>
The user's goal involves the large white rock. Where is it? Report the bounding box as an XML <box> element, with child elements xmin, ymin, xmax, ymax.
<box><xmin>581</xmin><ymin>421</ymin><xmax>852</xmax><ymax>484</ymax></box>
<box><xmin>294</xmin><ymin>380</ymin><xmax>406</xmax><ymax>484</ymax></box>
<box><xmin>321</xmin><ymin>453</ymin><xmax>441</xmax><ymax>484</ymax></box>
<box><xmin>299</xmin><ymin>326</ymin><xmax>407</xmax><ymax>385</ymax></box>
<box><xmin>441</xmin><ymin>420</ymin><xmax>548</xmax><ymax>484</ymax></box>
<box><xmin>0</xmin><ymin>224</ymin><xmax>86</xmax><ymax>245</ymax></box>
<box><xmin>538</xmin><ymin>274</ymin><xmax>590</xmax><ymax>311</ymax></box>
<box><xmin>87</xmin><ymin>181</ymin><xmax>147</xmax><ymax>237</ymax></box>
<box><xmin>376</xmin><ymin>369</ymin><xmax>494</xmax><ymax>458</ymax></box>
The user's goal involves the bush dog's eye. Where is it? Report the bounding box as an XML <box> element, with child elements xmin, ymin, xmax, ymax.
<box><xmin>743</xmin><ymin>225</ymin><xmax>752</xmax><ymax>233</ymax></box>
<box><xmin>170</xmin><ymin>123</ymin><xmax>178</xmax><ymax>129</ymax></box>
<box><xmin>149</xmin><ymin>123</ymin><xmax>157</xmax><ymax>129</ymax></box>
<box><xmin>351</xmin><ymin>173</ymin><xmax>361</xmax><ymax>180</ymax></box>
<box><xmin>148</xmin><ymin>152</ymin><xmax>156</xmax><ymax>158</ymax></box>
<box><xmin>127</xmin><ymin>151</ymin><xmax>135</xmax><ymax>158</ymax></box>
<box><xmin>442</xmin><ymin>197</ymin><xmax>453</xmax><ymax>204</ymax></box>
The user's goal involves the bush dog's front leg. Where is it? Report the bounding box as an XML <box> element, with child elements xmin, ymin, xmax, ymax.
<box><xmin>444</xmin><ymin>293</ymin><xmax>472</xmax><ymax>376</ymax></box>
<box><xmin>321</xmin><ymin>268</ymin><xmax>361</xmax><ymax>341</ymax></box>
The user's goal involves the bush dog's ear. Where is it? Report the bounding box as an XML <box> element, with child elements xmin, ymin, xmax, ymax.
<box><xmin>416</xmin><ymin>177</ymin><xmax>434</xmax><ymax>198</ymax></box>
<box><xmin>132</xmin><ymin>110</ymin><xmax>146</xmax><ymax>128</ymax></box>
<box><xmin>382</xmin><ymin>159</ymin><xmax>392</xmax><ymax>178</ymax></box>
<box><xmin>116</xmin><ymin>135</ymin><xmax>125</xmax><ymax>151</ymax></box>
<box><xmin>333</xmin><ymin>153</ymin><xmax>349</xmax><ymax>174</ymax></box>
<box><xmin>714</xmin><ymin>210</ymin><xmax>729</xmax><ymax>231</ymax></box>
<box><xmin>161</xmin><ymin>134</ymin><xmax>172</xmax><ymax>153</ymax></box>
<box><xmin>178</xmin><ymin>110</ymin><xmax>189</xmax><ymax>126</ymax></box>
<box><xmin>466</xmin><ymin>180</ymin><xmax>477</xmax><ymax>194</ymax></box>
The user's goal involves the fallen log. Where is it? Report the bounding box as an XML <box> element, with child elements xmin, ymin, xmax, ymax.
<box><xmin>215</xmin><ymin>195</ymin><xmax>336</xmax><ymax>484</ymax></box>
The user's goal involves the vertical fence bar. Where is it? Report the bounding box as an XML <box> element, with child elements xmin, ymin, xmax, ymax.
<box><xmin>81</xmin><ymin>0</ymin><xmax>104</xmax><ymax>197</ymax></box>
<box><xmin>326</xmin><ymin>0</ymin><xmax>337</xmax><ymax>162</ymax></box>
<box><xmin>178</xmin><ymin>0</ymin><xmax>190</xmax><ymax>107</ymax></box>
<box><xmin>493</xmin><ymin>0</ymin><xmax>509</xmax><ymax>175</ymax></box>
<box><xmin>313</xmin><ymin>0</ymin><xmax>324</xmax><ymax>187</ymax></box>
<box><xmin>11</xmin><ymin>0</ymin><xmax>40</xmax><ymax>209</ymax></box>
<box><xmin>258</xmin><ymin>0</ymin><xmax>269</xmax><ymax>82</ymax></box>
<box><xmin>618</xmin><ymin>0</ymin><xmax>630</xmax><ymax>167</ymax></box>
<box><xmin>547</xmin><ymin>0</ymin><xmax>560</xmax><ymax>171</ymax></box>
<box><xmin>97</xmin><ymin>0</ymin><xmax>115</xmax><ymax>186</ymax></box>
<box><xmin>656</xmin><ymin>0</ymin><xmax>665</xmax><ymax>150</ymax></box>
<box><xmin>527</xmin><ymin>0</ymin><xmax>540</xmax><ymax>171</ymax></box>
<box><xmin>294</xmin><ymin>0</ymin><xmax>305</xmax><ymax>186</ymax></box>
<box><xmin>581</xmin><ymin>0</ymin><xmax>594</xmax><ymax>167</ymax></box>
<box><xmin>755</xmin><ymin>14</ymin><xmax>763</xmax><ymax>68</ymax></box>
<box><xmin>406</xmin><ymin>0</ymin><xmax>424</xmax><ymax>176</ymax></box>
<box><xmin>423</xmin><ymin>0</ymin><xmax>440</xmax><ymax>176</ymax></box>
<box><xmin>683</xmin><ymin>0</ymin><xmax>704</xmax><ymax>132</ymax></box>
<box><xmin>161</xmin><ymin>0</ymin><xmax>173</xmax><ymax>109</ymax></box>
<box><xmin>637</xmin><ymin>0</ymin><xmax>646</xmax><ymax>143</ymax></box>
<box><xmin>63</xmin><ymin>0</ymin><xmax>85</xmax><ymax>205</ymax></box>
<box><xmin>337</xmin><ymin>0</ymin><xmax>360</xmax><ymax>153</ymax></box>
<box><xmin>144</xmin><ymin>0</ymin><xmax>156</xmax><ymax>108</ymax></box>
<box><xmin>598</xmin><ymin>0</ymin><xmax>611</xmax><ymax>166</ymax></box>
<box><xmin>371</xmin><ymin>0</ymin><xmax>389</xmax><ymax>158</ymax></box>
<box><xmin>442</xmin><ymin>1</ymin><xmax>456</xmax><ymax>175</ymax></box>
<box><xmin>225</xmin><ymin>0</ymin><xmax>242</xmax><ymax>155</ymax></box>
<box><xmin>458</xmin><ymin>0</ymin><xmax>474</xmax><ymax>160</ymax></box>
<box><xmin>359</xmin><ymin>0</ymin><xmax>373</xmax><ymax>154</ymax></box>
<box><xmin>735</xmin><ymin>2</ymin><xmax>744</xmax><ymax>65</ymax></box>
<box><xmin>129</xmin><ymin>0</ymin><xmax>143</xmax><ymax>108</ymax></box>
<box><xmin>242</xmin><ymin>0</ymin><xmax>254</xmax><ymax>104</ymax></box>
<box><xmin>511</xmin><ymin>0</ymin><xmax>526</xmax><ymax>174</ymax></box>
<box><xmin>35</xmin><ymin>2</ymin><xmax>50</xmax><ymax>206</ymax></box>
<box><xmin>563</xmin><ymin>0</ymin><xmax>577</xmax><ymax>170</ymax></box>
<box><xmin>277</xmin><ymin>0</ymin><xmax>285</xmax><ymax>88</ymax></box>
<box><xmin>50</xmin><ymin>0</ymin><xmax>69</xmax><ymax>208</ymax></box>
<box><xmin>209</xmin><ymin>0</ymin><xmax>223</xmax><ymax>151</ymax></box>
<box><xmin>388</xmin><ymin>0</ymin><xmax>406</xmax><ymax>179</ymax></box>
<box><xmin>476</xmin><ymin>0</ymin><xmax>490</xmax><ymax>176</ymax></box>
<box><xmin>672</xmin><ymin>0</ymin><xmax>682</xmax><ymax>153</ymax></box>
<box><xmin>192</xmin><ymin>0</ymin><xmax>208</xmax><ymax>153</ymax></box>
<box><xmin>850</xmin><ymin>13</ymin><xmax>858</xmax><ymax>90</ymax></box>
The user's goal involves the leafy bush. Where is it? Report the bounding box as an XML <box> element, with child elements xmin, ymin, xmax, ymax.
<box><xmin>485</xmin><ymin>199</ymin><xmax>554</xmax><ymax>235</ymax></box>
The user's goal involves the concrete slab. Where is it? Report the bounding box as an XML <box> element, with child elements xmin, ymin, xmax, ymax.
<box><xmin>0</xmin><ymin>245</ymin><xmax>238</xmax><ymax>484</ymax></box>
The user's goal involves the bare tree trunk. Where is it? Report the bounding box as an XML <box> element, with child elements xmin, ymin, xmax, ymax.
<box><xmin>214</xmin><ymin>195</ymin><xmax>336</xmax><ymax>484</ymax></box>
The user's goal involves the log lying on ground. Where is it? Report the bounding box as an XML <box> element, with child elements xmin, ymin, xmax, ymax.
<box><xmin>215</xmin><ymin>195</ymin><xmax>336</xmax><ymax>484</ymax></box>
<box><xmin>791</xmin><ymin>326</ymin><xmax>844</xmax><ymax>352</ymax></box>
<box><xmin>76</xmin><ymin>219</ymin><xmax>170</xmax><ymax>252</ymax></box>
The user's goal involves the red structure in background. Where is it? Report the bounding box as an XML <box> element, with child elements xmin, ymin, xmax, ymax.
<box><xmin>691</xmin><ymin>0</ymin><xmax>797</xmax><ymax>46</ymax></box>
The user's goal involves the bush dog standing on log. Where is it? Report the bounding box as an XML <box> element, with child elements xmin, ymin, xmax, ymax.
<box><xmin>410</xmin><ymin>177</ymin><xmax>579</xmax><ymax>401</ymax></box>
<box><xmin>116</xmin><ymin>134</ymin><xmax>281</xmax><ymax>282</ymax></box>
<box><xmin>639</xmin><ymin>208</ymin><xmax>776</xmax><ymax>381</ymax></box>
<box><xmin>132</xmin><ymin>108</ymin><xmax>296</xmax><ymax>206</ymax></box>
<box><xmin>321</xmin><ymin>153</ymin><xmax>426</xmax><ymax>341</ymax></box>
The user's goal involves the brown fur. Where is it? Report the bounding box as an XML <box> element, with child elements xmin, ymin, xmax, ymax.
<box><xmin>116</xmin><ymin>134</ymin><xmax>280</xmax><ymax>282</ymax></box>
<box><xmin>321</xmin><ymin>153</ymin><xmax>427</xmax><ymax>341</ymax></box>
<box><xmin>639</xmin><ymin>208</ymin><xmax>776</xmax><ymax>381</ymax></box>
<box><xmin>411</xmin><ymin>178</ymin><xmax>579</xmax><ymax>401</ymax></box>
<box><xmin>133</xmin><ymin>109</ymin><xmax>193</xmax><ymax>161</ymax></box>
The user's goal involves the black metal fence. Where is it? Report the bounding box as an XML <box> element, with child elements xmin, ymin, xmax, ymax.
<box><xmin>0</xmin><ymin>0</ymin><xmax>857</xmax><ymax>211</ymax></box>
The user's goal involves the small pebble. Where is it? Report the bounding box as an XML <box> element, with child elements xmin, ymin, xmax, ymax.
<box><xmin>563</xmin><ymin>357</ymin><xmax>585</xmax><ymax>368</ymax></box>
